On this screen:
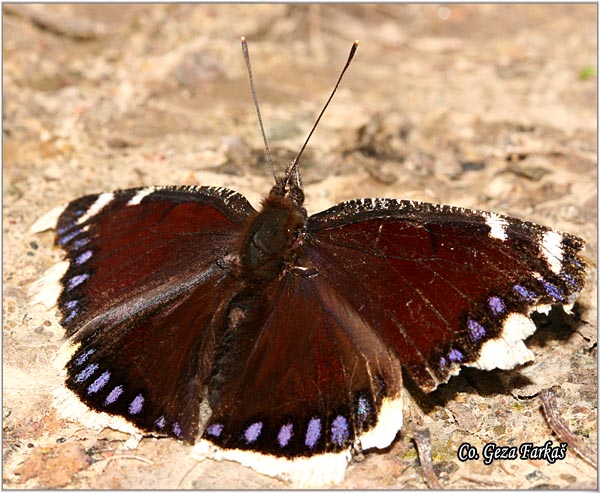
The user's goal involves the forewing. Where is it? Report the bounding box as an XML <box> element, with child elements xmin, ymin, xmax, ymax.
<box><xmin>47</xmin><ymin>185</ymin><xmax>255</xmax><ymax>336</ymax></box>
<box><xmin>306</xmin><ymin>198</ymin><xmax>588</xmax><ymax>392</ymax></box>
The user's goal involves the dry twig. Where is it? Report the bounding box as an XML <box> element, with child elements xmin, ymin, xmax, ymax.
<box><xmin>413</xmin><ymin>427</ymin><xmax>442</xmax><ymax>489</ymax></box>
<box><xmin>540</xmin><ymin>387</ymin><xmax>597</xmax><ymax>468</ymax></box>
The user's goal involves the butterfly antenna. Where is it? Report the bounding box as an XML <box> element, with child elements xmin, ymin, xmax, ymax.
<box><xmin>287</xmin><ymin>40</ymin><xmax>359</xmax><ymax>184</ymax></box>
<box><xmin>241</xmin><ymin>36</ymin><xmax>276</xmax><ymax>181</ymax></box>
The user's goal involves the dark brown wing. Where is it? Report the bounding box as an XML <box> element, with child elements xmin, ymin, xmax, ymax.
<box><xmin>45</xmin><ymin>186</ymin><xmax>256</xmax><ymax>441</ymax></box>
<box><xmin>201</xmin><ymin>270</ymin><xmax>403</xmax><ymax>457</ymax></box>
<box><xmin>64</xmin><ymin>265</ymin><xmax>237</xmax><ymax>442</ymax></box>
<box><xmin>54</xmin><ymin>186</ymin><xmax>254</xmax><ymax>337</ymax></box>
<box><xmin>305</xmin><ymin>198</ymin><xmax>587</xmax><ymax>392</ymax></box>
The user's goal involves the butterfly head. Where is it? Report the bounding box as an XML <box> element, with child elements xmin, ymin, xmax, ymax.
<box><xmin>240</xmin><ymin>171</ymin><xmax>307</xmax><ymax>284</ymax></box>
<box><xmin>270</xmin><ymin>158</ymin><xmax>305</xmax><ymax>207</ymax></box>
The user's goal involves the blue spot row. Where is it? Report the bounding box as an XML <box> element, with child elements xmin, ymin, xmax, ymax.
<box><xmin>75</xmin><ymin>250</ymin><xmax>93</xmax><ymax>265</ymax></box>
<box><xmin>515</xmin><ymin>277</ymin><xmax>565</xmax><ymax>303</ymax></box>
<box><xmin>58</xmin><ymin>228</ymin><xmax>82</xmax><ymax>246</ymax></box>
<box><xmin>128</xmin><ymin>394</ymin><xmax>144</xmax><ymax>415</ymax></box>
<box><xmin>72</xmin><ymin>237</ymin><xmax>91</xmax><ymax>250</ymax></box>
<box><xmin>75</xmin><ymin>363</ymin><xmax>98</xmax><ymax>383</ymax></box>
<box><xmin>466</xmin><ymin>295</ymin><xmax>508</xmax><ymax>343</ymax></box>
<box><xmin>562</xmin><ymin>272</ymin><xmax>577</xmax><ymax>288</ymax></box>
<box><xmin>57</xmin><ymin>223</ymin><xmax>74</xmax><ymax>235</ymax></box>
<box><xmin>87</xmin><ymin>370</ymin><xmax>110</xmax><ymax>394</ymax></box>
<box><xmin>488</xmin><ymin>296</ymin><xmax>506</xmax><ymax>315</ymax></box>
<box><xmin>206</xmin><ymin>423</ymin><xmax>223</xmax><ymax>437</ymax></box>
<box><xmin>63</xmin><ymin>300</ymin><xmax>79</xmax><ymax>324</ymax></box>
<box><xmin>244</xmin><ymin>422</ymin><xmax>263</xmax><ymax>444</ymax></box>
<box><xmin>539</xmin><ymin>277</ymin><xmax>564</xmax><ymax>301</ymax></box>
<box><xmin>356</xmin><ymin>395</ymin><xmax>371</xmax><ymax>426</ymax></box>
<box><xmin>468</xmin><ymin>319</ymin><xmax>486</xmax><ymax>342</ymax></box>
<box><xmin>68</xmin><ymin>273</ymin><xmax>89</xmax><ymax>291</ymax></box>
<box><xmin>154</xmin><ymin>416</ymin><xmax>166</xmax><ymax>430</ymax></box>
<box><xmin>71</xmin><ymin>350</ymin><xmax>160</xmax><ymax>431</ymax></box>
<box><xmin>74</xmin><ymin>347</ymin><xmax>94</xmax><ymax>366</ymax></box>
<box><xmin>305</xmin><ymin>418</ymin><xmax>321</xmax><ymax>449</ymax></box>
<box><xmin>172</xmin><ymin>422</ymin><xmax>182</xmax><ymax>437</ymax></box>
<box><xmin>513</xmin><ymin>284</ymin><xmax>537</xmax><ymax>302</ymax></box>
<box><xmin>150</xmin><ymin>415</ymin><xmax>182</xmax><ymax>438</ymax></box>
<box><xmin>440</xmin><ymin>347</ymin><xmax>464</xmax><ymax>368</ymax></box>
<box><xmin>277</xmin><ymin>423</ymin><xmax>293</xmax><ymax>447</ymax></box>
<box><xmin>104</xmin><ymin>385</ymin><xmax>124</xmax><ymax>405</ymax></box>
<box><xmin>331</xmin><ymin>415</ymin><xmax>350</xmax><ymax>446</ymax></box>
<box><xmin>448</xmin><ymin>348</ymin><xmax>464</xmax><ymax>363</ymax></box>
<box><xmin>64</xmin><ymin>300</ymin><xmax>78</xmax><ymax>310</ymax></box>
<box><xmin>56</xmin><ymin>208</ymin><xmax>87</xmax><ymax>241</ymax></box>
<box><xmin>209</xmin><ymin>411</ymin><xmax>358</xmax><ymax>450</ymax></box>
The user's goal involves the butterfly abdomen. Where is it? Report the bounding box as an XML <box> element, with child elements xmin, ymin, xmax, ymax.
<box><xmin>238</xmin><ymin>193</ymin><xmax>307</xmax><ymax>283</ymax></box>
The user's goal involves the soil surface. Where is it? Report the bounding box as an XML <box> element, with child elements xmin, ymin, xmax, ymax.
<box><xmin>3</xmin><ymin>4</ymin><xmax>597</xmax><ymax>489</ymax></box>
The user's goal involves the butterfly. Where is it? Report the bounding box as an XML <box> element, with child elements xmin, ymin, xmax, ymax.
<box><xmin>31</xmin><ymin>39</ymin><xmax>588</xmax><ymax>486</ymax></box>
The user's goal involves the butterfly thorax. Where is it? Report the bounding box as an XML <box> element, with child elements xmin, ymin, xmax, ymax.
<box><xmin>237</xmin><ymin>192</ymin><xmax>307</xmax><ymax>284</ymax></box>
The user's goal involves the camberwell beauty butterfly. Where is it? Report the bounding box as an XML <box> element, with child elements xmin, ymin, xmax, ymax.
<box><xmin>31</xmin><ymin>39</ymin><xmax>587</xmax><ymax>486</ymax></box>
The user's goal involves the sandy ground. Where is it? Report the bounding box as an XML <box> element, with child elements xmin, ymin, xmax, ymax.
<box><xmin>3</xmin><ymin>4</ymin><xmax>597</xmax><ymax>489</ymax></box>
